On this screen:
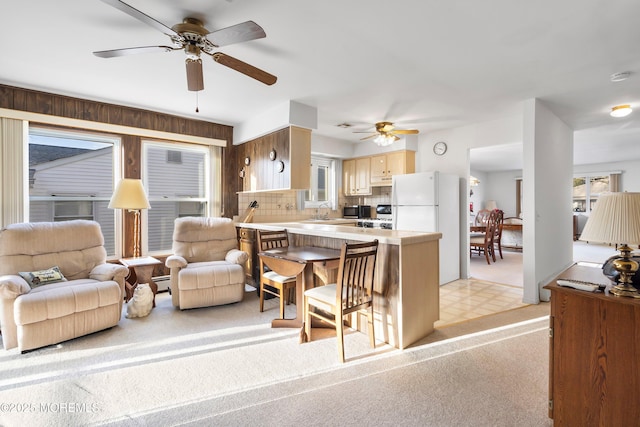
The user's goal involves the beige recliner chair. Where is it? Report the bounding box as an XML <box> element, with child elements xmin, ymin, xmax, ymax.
<box><xmin>0</xmin><ymin>220</ymin><xmax>129</xmax><ymax>352</ymax></box>
<box><xmin>165</xmin><ymin>217</ymin><xmax>248</xmax><ymax>310</ymax></box>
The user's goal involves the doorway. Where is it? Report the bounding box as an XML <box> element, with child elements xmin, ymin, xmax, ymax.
<box><xmin>468</xmin><ymin>144</ymin><xmax>524</xmax><ymax>289</ymax></box>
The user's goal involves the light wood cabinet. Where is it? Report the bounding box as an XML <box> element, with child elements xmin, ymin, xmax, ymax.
<box><xmin>355</xmin><ymin>157</ymin><xmax>370</xmax><ymax>195</ymax></box>
<box><xmin>343</xmin><ymin>157</ymin><xmax>371</xmax><ymax>196</ymax></box>
<box><xmin>238</xmin><ymin>227</ymin><xmax>259</xmax><ymax>285</ymax></box>
<box><xmin>343</xmin><ymin>159</ymin><xmax>355</xmax><ymax>196</ymax></box>
<box><xmin>370</xmin><ymin>150</ymin><xmax>415</xmax><ymax>186</ymax></box>
<box><xmin>544</xmin><ymin>264</ymin><xmax>640</xmax><ymax>426</ymax></box>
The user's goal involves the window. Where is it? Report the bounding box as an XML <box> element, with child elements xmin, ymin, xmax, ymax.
<box><xmin>28</xmin><ymin>127</ymin><xmax>119</xmax><ymax>256</ymax></box>
<box><xmin>143</xmin><ymin>141</ymin><xmax>214</xmax><ymax>253</ymax></box>
<box><xmin>573</xmin><ymin>174</ymin><xmax>610</xmax><ymax>213</ymax></box>
<box><xmin>304</xmin><ymin>156</ymin><xmax>336</xmax><ymax>208</ymax></box>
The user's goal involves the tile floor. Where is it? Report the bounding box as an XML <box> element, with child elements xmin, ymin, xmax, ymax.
<box><xmin>435</xmin><ymin>279</ymin><xmax>528</xmax><ymax>328</ymax></box>
<box><xmin>434</xmin><ymin>241</ymin><xmax>618</xmax><ymax>329</ymax></box>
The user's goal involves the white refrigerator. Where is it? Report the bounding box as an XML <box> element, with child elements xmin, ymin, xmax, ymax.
<box><xmin>392</xmin><ymin>171</ymin><xmax>460</xmax><ymax>285</ymax></box>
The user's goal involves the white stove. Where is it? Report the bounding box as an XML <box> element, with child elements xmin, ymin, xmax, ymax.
<box><xmin>356</xmin><ymin>204</ymin><xmax>393</xmax><ymax>229</ymax></box>
<box><xmin>356</xmin><ymin>218</ymin><xmax>393</xmax><ymax>229</ymax></box>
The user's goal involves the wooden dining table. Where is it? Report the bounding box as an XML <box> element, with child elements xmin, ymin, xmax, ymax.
<box><xmin>258</xmin><ymin>245</ymin><xmax>341</xmax><ymax>339</ymax></box>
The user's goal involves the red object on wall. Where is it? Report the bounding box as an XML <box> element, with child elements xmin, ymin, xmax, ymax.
<box><xmin>470</xmin><ymin>202</ymin><xmax>474</xmax><ymax>212</ymax></box>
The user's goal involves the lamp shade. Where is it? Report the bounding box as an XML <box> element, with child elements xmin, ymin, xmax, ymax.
<box><xmin>579</xmin><ymin>192</ymin><xmax>640</xmax><ymax>245</ymax></box>
<box><xmin>108</xmin><ymin>179</ymin><xmax>150</xmax><ymax>210</ymax></box>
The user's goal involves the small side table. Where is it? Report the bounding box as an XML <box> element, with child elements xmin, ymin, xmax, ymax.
<box><xmin>119</xmin><ymin>256</ymin><xmax>162</xmax><ymax>307</ymax></box>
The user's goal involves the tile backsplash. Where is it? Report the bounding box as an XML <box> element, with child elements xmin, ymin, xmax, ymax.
<box><xmin>236</xmin><ymin>186</ymin><xmax>392</xmax><ymax>222</ymax></box>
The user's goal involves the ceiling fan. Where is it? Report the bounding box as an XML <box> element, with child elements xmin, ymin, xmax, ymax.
<box><xmin>355</xmin><ymin>122</ymin><xmax>419</xmax><ymax>146</ymax></box>
<box><xmin>93</xmin><ymin>0</ymin><xmax>277</xmax><ymax>92</ymax></box>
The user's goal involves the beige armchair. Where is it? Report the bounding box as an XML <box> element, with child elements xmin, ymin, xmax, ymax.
<box><xmin>166</xmin><ymin>217</ymin><xmax>248</xmax><ymax>310</ymax></box>
<box><xmin>0</xmin><ymin>220</ymin><xmax>129</xmax><ymax>352</ymax></box>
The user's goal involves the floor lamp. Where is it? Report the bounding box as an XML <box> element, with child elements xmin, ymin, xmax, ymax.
<box><xmin>109</xmin><ymin>179</ymin><xmax>150</xmax><ymax>258</ymax></box>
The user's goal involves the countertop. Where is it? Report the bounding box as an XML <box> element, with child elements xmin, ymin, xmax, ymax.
<box><xmin>235</xmin><ymin>221</ymin><xmax>441</xmax><ymax>245</ymax></box>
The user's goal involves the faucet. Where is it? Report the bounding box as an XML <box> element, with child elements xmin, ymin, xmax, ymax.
<box><xmin>318</xmin><ymin>202</ymin><xmax>330</xmax><ymax>220</ymax></box>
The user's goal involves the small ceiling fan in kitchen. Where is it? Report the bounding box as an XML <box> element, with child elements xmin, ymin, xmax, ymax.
<box><xmin>354</xmin><ymin>122</ymin><xmax>419</xmax><ymax>146</ymax></box>
<box><xmin>93</xmin><ymin>0</ymin><xmax>277</xmax><ymax>92</ymax></box>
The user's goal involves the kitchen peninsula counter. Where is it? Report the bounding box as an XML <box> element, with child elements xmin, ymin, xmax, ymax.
<box><xmin>235</xmin><ymin>221</ymin><xmax>441</xmax><ymax>246</ymax></box>
<box><xmin>236</xmin><ymin>221</ymin><xmax>442</xmax><ymax>349</ymax></box>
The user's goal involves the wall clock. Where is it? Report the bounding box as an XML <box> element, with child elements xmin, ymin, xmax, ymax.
<box><xmin>244</xmin><ymin>156</ymin><xmax>251</xmax><ymax>166</ymax></box>
<box><xmin>433</xmin><ymin>141</ymin><xmax>447</xmax><ymax>156</ymax></box>
<box><xmin>269</xmin><ymin>149</ymin><xmax>277</xmax><ymax>161</ymax></box>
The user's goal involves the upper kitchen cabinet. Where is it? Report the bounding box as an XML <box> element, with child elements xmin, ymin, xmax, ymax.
<box><xmin>343</xmin><ymin>157</ymin><xmax>371</xmax><ymax>196</ymax></box>
<box><xmin>370</xmin><ymin>150</ymin><xmax>415</xmax><ymax>186</ymax></box>
<box><xmin>239</xmin><ymin>126</ymin><xmax>311</xmax><ymax>192</ymax></box>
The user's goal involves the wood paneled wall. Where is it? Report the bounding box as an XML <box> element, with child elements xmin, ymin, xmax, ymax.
<box><xmin>236</xmin><ymin>127</ymin><xmax>290</xmax><ymax>192</ymax></box>
<box><xmin>0</xmin><ymin>84</ymin><xmax>242</xmax><ymax>262</ymax></box>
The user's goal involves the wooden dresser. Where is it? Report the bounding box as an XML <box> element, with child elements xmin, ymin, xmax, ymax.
<box><xmin>544</xmin><ymin>264</ymin><xmax>640</xmax><ymax>426</ymax></box>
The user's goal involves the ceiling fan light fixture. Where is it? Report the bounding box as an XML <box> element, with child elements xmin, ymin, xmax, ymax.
<box><xmin>373</xmin><ymin>134</ymin><xmax>395</xmax><ymax>147</ymax></box>
<box><xmin>185</xmin><ymin>57</ymin><xmax>204</xmax><ymax>91</ymax></box>
<box><xmin>610</xmin><ymin>104</ymin><xmax>632</xmax><ymax>118</ymax></box>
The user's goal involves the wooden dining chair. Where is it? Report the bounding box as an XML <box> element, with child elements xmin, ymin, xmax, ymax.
<box><xmin>256</xmin><ymin>229</ymin><xmax>297</xmax><ymax>319</ymax></box>
<box><xmin>491</xmin><ymin>210</ymin><xmax>504</xmax><ymax>261</ymax></box>
<box><xmin>470</xmin><ymin>211</ymin><xmax>497</xmax><ymax>264</ymax></box>
<box><xmin>303</xmin><ymin>240</ymin><xmax>379</xmax><ymax>363</ymax></box>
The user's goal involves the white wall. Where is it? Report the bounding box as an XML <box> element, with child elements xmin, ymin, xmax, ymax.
<box><xmin>416</xmin><ymin>114</ymin><xmax>523</xmax><ymax>280</ymax></box>
<box><xmin>311</xmin><ymin>134</ymin><xmax>354</xmax><ymax>158</ymax></box>
<box><xmin>483</xmin><ymin>170</ymin><xmax>521</xmax><ymax>218</ymax></box>
<box><xmin>234</xmin><ymin>101</ymin><xmax>317</xmax><ymax>144</ymax></box>
<box><xmin>523</xmin><ymin>99</ymin><xmax>573</xmax><ymax>304</ymax></box>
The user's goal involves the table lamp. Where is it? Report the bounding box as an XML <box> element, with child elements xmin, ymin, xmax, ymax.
<box><xmin>109</xmin><ymin>179</ymin><xmax>150</xmax><ymax>258</ymax></box>
<box><xmin>579</xmin><ymin>192</ymin><xmax>640</xmax><ymax>298</ymax></box>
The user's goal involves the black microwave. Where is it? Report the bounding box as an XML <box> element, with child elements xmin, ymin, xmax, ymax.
<box><xmin>343</xmin><ymin>205</ymin><xmax>371</xmax><ymax>218</ymax></box>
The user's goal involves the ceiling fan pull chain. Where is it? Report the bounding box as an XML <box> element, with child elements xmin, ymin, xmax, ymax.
<box><xmin>195</xmin><ymin>91</ymin><xmax>199</xmax><ymax>113</ymax></box>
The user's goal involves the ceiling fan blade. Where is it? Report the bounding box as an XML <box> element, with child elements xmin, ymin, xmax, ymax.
<box><xmin>391</xmin><ymin>129</ymin><xmax>419</xmax><ymax>135</ymax></box>
<box><xmin>93</xmin><ymin>46</ymin><xmax>176</xmax><ymax>58</ymax></box>
<box><xmin>186</xmin><ymin>59</ymin><xmax>204</xmax><ymax>91</ymax></box>
<box><xmin>359</xmin><ymin>134</ymin><xmax>377</xmax><ymax>141</ymax></box>
<box><xmin>100</xmin><ymin>0</ymin><xmax>180</xmax><ymax>37</ymax></box>
<box><xmin>212</xmin><ymin>52</ymin><xmax>277</xmax><ymax>85</ymax></box>
<box><xmin>207</xmin><ymin>21</ymin><xmax>266</xmax><ymax>47</ymax></box>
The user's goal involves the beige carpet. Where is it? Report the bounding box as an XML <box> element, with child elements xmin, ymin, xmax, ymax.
<box><xmin>470</xmin><ymin>249</ymin><xmax>524</xmax><ymax>287</ymax></box>
<box><xmin>0</xmin><ymin>288</ymin><xmax>552</xmax><ymax>427</ymax></box>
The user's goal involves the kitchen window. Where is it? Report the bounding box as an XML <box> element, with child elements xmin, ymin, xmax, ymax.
<box><xmin>143</xmin><ymin>141</ymin><xmax>216</xmax><ymax>254</ymax></box>
<box><xmin>303</xmin><ymin>156</ymin><xmax>336</xmax><ymax>209</ymax></box>
<box><xmin>28</xmin><ymin>127</ymin><xmax>119</xmax><ymax>257</ymax></box>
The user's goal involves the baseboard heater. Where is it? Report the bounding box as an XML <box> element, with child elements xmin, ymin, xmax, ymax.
<box><xmin>153</xmin><ymin>275</ymin><xmax>170</xmax><ymax>293</ymax></box>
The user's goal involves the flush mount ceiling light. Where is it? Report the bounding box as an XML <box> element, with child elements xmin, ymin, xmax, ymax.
<box><xmin>611</xmin><ymin>104</ymin><xmax>633</xmax><ymax>118</ymax></box>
